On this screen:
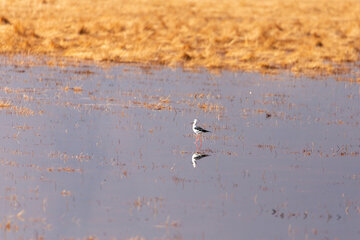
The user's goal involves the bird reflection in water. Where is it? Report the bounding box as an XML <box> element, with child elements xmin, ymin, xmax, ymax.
<box><xmin>191</xmin><ymin>152</ymin><xmax>210</xmax><ymax>168</ymax></box>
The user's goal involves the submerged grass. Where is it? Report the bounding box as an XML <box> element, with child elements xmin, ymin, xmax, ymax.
<box><xmin>0</xmin><ymin>100</ymin><xmax>11</xmax><ymax>108</ymax></box>
<box><xmin>0</xmin><ymin>0</ymin><xmax>359</xmax><ymax>76</ymax></box>
<box><xmin>0</xmin><ymin>100</ymin><xmax>34</xmax><ymax>115</ymax></box>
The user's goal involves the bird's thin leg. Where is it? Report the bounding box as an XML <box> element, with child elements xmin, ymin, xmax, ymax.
<box><xmin>195</xmin><ymin>134</ymin><xmax>199</xmax><ymax>144</ymax></box>
<box><xmin>196</xmin><ymin>143</ymin><xmax>199</xmax><ymax>152</ymax></box>
<box><xmin>199</xmin><ymin>136</ymin><xmax>202</xmax><ymax>149</ymax></box>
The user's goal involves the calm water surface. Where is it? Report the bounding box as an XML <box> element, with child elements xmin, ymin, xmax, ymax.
<box><xmin>0</xmin><ymin>59</ymin><xmax>359</xmax><ymax>240</ymax></box>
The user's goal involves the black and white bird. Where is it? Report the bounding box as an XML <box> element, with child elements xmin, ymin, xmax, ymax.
<box><xmin>192</xmin><ymin>119</ymin><xmax>210</xmax><ymax>149</ymax></box>
<box><xmin>191</xmin><ymin>153</ymin><xmax>210</xmax><ymax>168</ymax></box>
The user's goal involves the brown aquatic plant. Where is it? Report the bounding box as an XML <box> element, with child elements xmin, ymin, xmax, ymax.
<box><xmin>0</xmin><ymin>100</ymin><xmax>11</xmax><ymax>108</ymax></box>
<box><xmin>0</xmin><ymin>100</ymin><xmax>35</xmax><ymax>115</ymax></box>
<box><xmin>72</xmin><ymin>86</ymin><xmax>83</xmax><ymax>93</ymax></box>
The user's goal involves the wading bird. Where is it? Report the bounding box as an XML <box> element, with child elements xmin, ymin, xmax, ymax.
<box><xmin>192</xmin><ymin>119</ymin><xmax>210</xmax><ymax>150</ymax></box>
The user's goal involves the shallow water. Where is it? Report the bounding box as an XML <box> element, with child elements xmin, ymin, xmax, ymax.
<box><xmin>0</xmin><ymin>59</ymin><xmax>359</xmax><ymax>240</ymax></box>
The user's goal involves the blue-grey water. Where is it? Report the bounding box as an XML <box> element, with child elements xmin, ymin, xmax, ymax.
<box><xmin>0</xmin><ymin>58</ymin><xmax>359</xmax><ymax>240</ymax></box>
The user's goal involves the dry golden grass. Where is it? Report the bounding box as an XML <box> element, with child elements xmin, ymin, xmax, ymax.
<box><xmin>0</xmin><ymin>0</ymin><xmax>359</xmax><ymax>75</ymax></box>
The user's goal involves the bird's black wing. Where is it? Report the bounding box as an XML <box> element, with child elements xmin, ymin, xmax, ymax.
<box><xmin>195</xmin><ymin>126</ymin><xmax>210</xmax><ymax>133</ymax></box>
<box><xmin>194</xmin><ymin>154</ymin><xmax>210</xmax><ymax>160</ymax></box>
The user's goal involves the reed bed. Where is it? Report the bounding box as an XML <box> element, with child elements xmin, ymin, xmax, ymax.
<box><xmin>0</xmin><ymin>0</ymin><xmax>359</xmax><ymax>75</ymax></box>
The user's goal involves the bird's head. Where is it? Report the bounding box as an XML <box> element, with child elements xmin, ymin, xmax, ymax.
<box><xmin>192</xmin><ymin>119</ymin><xmax>198</xmax><ymax>125</ymax></box>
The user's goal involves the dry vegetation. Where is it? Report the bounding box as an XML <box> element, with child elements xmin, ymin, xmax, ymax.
<box><xmin>0</xmin><ymin>0</ymin><xmax>359</xmax><ymax>75</ymax></box>
<box><xmin>0</xmin><ymin>100</ymin><xmax>35</xmax><ymax>115</ymax></box>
